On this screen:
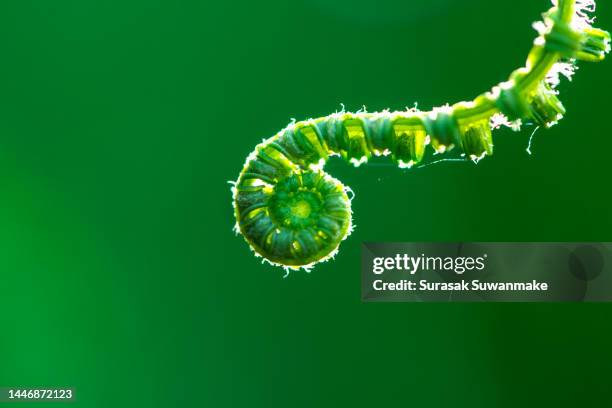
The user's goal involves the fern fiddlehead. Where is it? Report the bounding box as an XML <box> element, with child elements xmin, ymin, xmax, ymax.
<box><xmin>231</xmin><ymin>0</ymin><xmax>610</xmax><ymax>271</ymax></box>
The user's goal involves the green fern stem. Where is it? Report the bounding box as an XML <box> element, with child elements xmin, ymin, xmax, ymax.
<box><xmin>232</xmin><ymin>0</ymin><xmax>609</xmax><ymax>271</ymax></box>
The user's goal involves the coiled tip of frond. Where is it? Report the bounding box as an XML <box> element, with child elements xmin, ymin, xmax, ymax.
<box><xmin>233</xmin><ymin>136</ymin><xmax>353</xmax><ymax>271</ymax></box>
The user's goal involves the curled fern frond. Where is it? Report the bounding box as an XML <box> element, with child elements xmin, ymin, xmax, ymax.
<box><xmin>231</xmin><ymin>0</ymin><xmax>609</xmax><ymax>271</ymax></box>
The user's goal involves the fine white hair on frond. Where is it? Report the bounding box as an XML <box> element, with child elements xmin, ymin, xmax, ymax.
<box><xmin>546</xmin><ymin>61</ymin><xmax>577</xmax><ymax>88</ymax></box>
<box><xmin>349</xmin><ymin>156</ymin><xmax>368</xmax><ymax>167</ymax></box>
<box><xmin>405</xmin><ymin>102</ymin><xmax>419</xmax><ymax>113</ymax></box>
<box><xmin>308</xmin><ymin>158</ymin><xmax>326</xmax><ymax>172</ymax></box>
<box><xmin>572</xmin><ymin>0</ymin><xmax>597</xmax><ymax>30</ymax></box>
<box><xmin>552</xmin><ymin>0</ymin><xmax>597</xmax><ymax>30</ymax></box>
<box><xmin>526</xmin><ymin>126</ymin><xmax>542</xmax><ymax>155</ymax></box>
<box><xmin>574</xmin><ymin>0</ymin><xmax>596</xmax><ymax>23</ymax></box>
<box><xmin>344</xmin><ymin>184</ymin><xmax>355</xmax><ymax>202</ymax></box>
<box><xmin>469</xmin><ymin>151</ymin><xmax>488</xmax><ymax>164</ymax></box>
<box><xmin>490</xmin><ymin>113</ymin><xmax>507</xmax><ymax>129</ymax></box>
<box><xmin>533</xmin><ymin>20</ymin><xmax>549</xmax><ymax>36</ymax></box>
<box><xmin>490</xmin><ymin>113</ymin><xmax>522</xmax><ymax>131</ymax></box>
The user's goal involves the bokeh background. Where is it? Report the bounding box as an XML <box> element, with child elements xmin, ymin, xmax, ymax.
<box><xmin>0</xmin><ymin>0</ymin><xmax>611</xmax><ymax>406</ymax></box>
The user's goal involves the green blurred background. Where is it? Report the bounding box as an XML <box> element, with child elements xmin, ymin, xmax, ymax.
<box><xmin>0</xmin><ymin>0</ymin><xmax>611</xmax><ymax>406</ymax></box>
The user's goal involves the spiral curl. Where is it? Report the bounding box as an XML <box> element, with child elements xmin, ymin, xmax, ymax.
<box><xmin>232</xmin><ymin>0</ymin><xmax>609</xmax><ymax>271</ymax></box>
